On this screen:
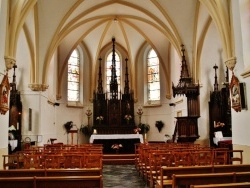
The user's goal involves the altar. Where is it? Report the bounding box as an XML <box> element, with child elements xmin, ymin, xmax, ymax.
<box><xmin>90</xmin><ymin>134</ymin><xmax>143</xmax><ymax>154</ymax></box>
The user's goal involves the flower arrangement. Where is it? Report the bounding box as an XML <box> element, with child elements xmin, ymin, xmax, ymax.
<box><xmin>155</xmin><ymin>120</ymin><xmax>164</xmax><ymax>132</ymax></box>
<box><xmin>80</xmin><ymin>124</ymin><xmax>92</xmax><ymax>136</ymax></box>
<box><xmin>214</xmin><ymin>121</ymin><xmax>225</xmax><ymax>128</ymax></box>
<box><xmin>96</xmin><ymin>116</ymin><xmax>104</xmax><ymax>121</ymax></box>
<box><xmin>124</xmin><ymin>115</ymin><xmax>132</xmax><ymax>120</ymax></box>
<box><xmin>138</xmin><ymin>123</ymin><xmax>150</xmax><ymax>134</ymax></box>
<box><xmin>63</xmin><ymin>121</ymin><xmax>73</xmax><ymax>133</ymax></box>
<box><xmin>96</xmin><ymin>116</ymin><xmax>104</xmax><ymax>125</ymax></box>
<box><xmin>134</xmin><ymin>127</ymin><xmax>141</xmax><ymax>134</ymax></box>
<box><xmin>111</xmin><ymin>144</ymin><xmax>123</xmax><ymax>150</ymax></box>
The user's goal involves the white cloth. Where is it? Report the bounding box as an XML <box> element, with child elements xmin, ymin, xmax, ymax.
<box><xmin>9</xmin><ymin>140</ymin><xmax>18</xmax><ymax>151</ymax></box>
<box><xmin>213</xmin><ymin>137</ymin><xmax>232</xmax><ymax>145</ymax></box>
<box><xmin>90</xmin><ymin>134</ymin><xmax>144</xmax><ymax>143</ymax></box>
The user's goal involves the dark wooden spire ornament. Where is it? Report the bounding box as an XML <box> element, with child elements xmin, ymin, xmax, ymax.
<box><xmin>97</xmin><ymin>58</ymin><xmax>103</xmax><ymax>94</ymax></box>
<box><xmin>110</xmin><ymin>37</ymin><xmax>119</xmax><ymax>100</ymax></box>
<box><xmin>124</xmin><ymin>58</ymin><xmax>129</xmax><ymax>94</ymax></box>
<box><xmin>213</xmin><ymin>64</ymin><xmax>219</xmax><ymax>92</ymax></box>
<box><xmin>172</xmin><ymin>45</ymin><xmax>199</xmax><ymax>98</ymax></box>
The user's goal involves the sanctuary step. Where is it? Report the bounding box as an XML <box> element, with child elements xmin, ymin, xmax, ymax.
<box><xmin>103</xmin><ymin>154</ymin><xmax>135</xmax><ymax>165</ymax></box>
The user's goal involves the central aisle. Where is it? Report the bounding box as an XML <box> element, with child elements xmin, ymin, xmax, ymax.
<box><xmin>103</xmin><ymin>165</ymin><xmax>149</xmax><ymax>188</ymax></box>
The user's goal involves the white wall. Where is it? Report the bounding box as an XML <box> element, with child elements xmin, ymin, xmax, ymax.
<box><xmin>0</xmin><ymin>0</ymin><xmax>9</xmax><ymax>167</ymax></box>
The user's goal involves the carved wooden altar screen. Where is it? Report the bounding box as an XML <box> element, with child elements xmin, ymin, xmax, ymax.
<box><xmin>93</xmin><ymin>38</ymin><xmax>135</xmax><ymax>134</ymax></box>
<box><xmin>172</xmin><ymin>45</ymin><xmax>200</xmax><ymax>142</ymax></box>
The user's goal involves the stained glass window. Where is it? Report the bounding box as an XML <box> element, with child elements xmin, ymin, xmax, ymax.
<box><xmin>106</xmin><ymin>52</ymin><xmax>121</xmax><ymax>98</ymax></box>
<box><xmin>67</xmin><ymin>49</ymin><xmax>80</xmax><ymax>101</ymax></box>
<box><xmin>147</xmin><ymin>49</ymin><xmax>160</xmax><ymax>102</ymax></box>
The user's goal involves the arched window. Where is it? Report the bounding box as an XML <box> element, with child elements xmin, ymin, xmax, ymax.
<box><xmin>106</xmin><ymin>51</ymin><xmax>121</xmax><ymax>98</ymax></box>
<box><xmin>147</xmin><ymin>49</ymin><xmax>160</xmax><ymax>103</ymax></box>
<box><xmin>67</xmin><ymin>49</ymin><xmax>80</xmax><ymax>102</ymax></box>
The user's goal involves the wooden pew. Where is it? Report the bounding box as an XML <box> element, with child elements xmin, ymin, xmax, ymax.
<box><xmin>156</xmin><ymin>164</ymin><xmax>250</xmax><ymax>188</ymax></box>
<box><xmin>172</xmin><ymin>172</ymin><xmax>250</xmax><ymax>188</ymax></box>
<box><xmin>191</xmin><ymin>182</ymin><xmax>250</xmax><ymax>188</ymax></box>
<box><xmin>156</xmin><ymin>166</ymin><xmax>213</xmax><ymax>188</ymax></box>
<box><xmin>35</xmin><ymin>176</ymin><xmax>103</xmax><ymax>188</ymax></box>
<box><xmin>0</xmin><ymin>177</ymin><xmax>34</xmax><ymax>188</ymax></box>
<box><xmin>172</xmin><ymin>172</ymin><xmax>236</xmax><ymax>188</ymax></box>
<box><xmin>213</xmin><ymin>164</ymin><xmax>250</xmax><ymax>172</ymax></box>
<box><xmin>0</xmin><ymin>175</ymin><xmax>103</xmax><ymax>188</ymax></box>
<box><xmin>0</xmin><ymin>168</ymin><xmax>102</xmax><ymax>177</ymax></box>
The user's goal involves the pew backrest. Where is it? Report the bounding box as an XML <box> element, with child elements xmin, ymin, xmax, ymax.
<box><xmin>172</xmin><ymin>172</ymin><xmax>236</xmax><ymax>188</ymax></box>
<box><xmin>0</xmin><ymin>175</ymin><xmax>103</xmax><ymax>188</ymax></box>
<box><xmin>191</xmin><ymin>182</ymin><xmax>250</xmax><ymax>188</ymax></box>
<box><xmin>0</xmin><ymin>168</ymin><xmax>102</xmax><ymax>177</ymax></box>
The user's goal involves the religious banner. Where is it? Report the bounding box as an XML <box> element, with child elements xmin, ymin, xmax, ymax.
<box><xmin>0</xmin><ymin>74</ymin><xmax>10</xmax><ymax>114</ymax></box>
<box><xmin>230</xmin><ymin>73</ymin><xmax>241</xmax><ymax>112</ymax></box>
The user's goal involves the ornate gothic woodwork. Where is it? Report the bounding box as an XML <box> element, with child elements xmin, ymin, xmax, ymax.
<box><xmin>93</xmin><ymin>38</ymin><xmax>135</xmax><ymax>134</ymax></box>
<box><xmin>172</xmin><ymin>45</ymin><xmax>200</xmax><ymax>142</ymax></box>
<box><xmin>209</xmin><ymin>65</ymin><xmax>232</xmax><ymax>146</ymax></box>
<box><xmin>9</xmin><ymin>65</ymin><xmax>22</xmax><ymax>153</ymax></box>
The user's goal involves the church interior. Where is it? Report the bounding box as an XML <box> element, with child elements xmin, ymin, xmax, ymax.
<box><xmin>0</xmin><ymin>0</ymin><xmax>250</xmax><ymax>187</ymax></box>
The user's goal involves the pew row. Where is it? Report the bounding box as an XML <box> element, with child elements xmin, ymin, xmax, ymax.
<box><xmin>155</xmin><ymin>164</ymin><xmax>250</xmax><ymax>188</ymax></box>
<box><xmin>172</xmin><ymin>172</ymin><xmax>250</xmax><ymax>188</ymax></box>
<box><xmin>0</xmin><ymin>175</ymin><xmax>103</xmax><ymax>188</ymax></box>
<box><xmin>0</xmin><ymin>168</ymin><xmax>102</xmax><ymax>177</ymax></box>
<box><xmin>191</xmin><ymin>182</ymin><xmax>250</xmax><ymax>188</ymax></box>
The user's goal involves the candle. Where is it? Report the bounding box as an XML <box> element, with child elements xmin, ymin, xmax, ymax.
<box><xmin>93</xmin><ymin>129</ymin><xmax>97</xmax><ymax>134</ymax></box>
<box><xmin>17</xmin><ymin>123</ymin><xmax>19</xmax><ymax>130</ymax></box>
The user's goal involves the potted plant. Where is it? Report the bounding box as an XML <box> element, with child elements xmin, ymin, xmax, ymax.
<box><xmin>138</xmin><ymin>123</ymin><xmax>150</xmax><ymax>134</ymax></box>
<box><xmin>155</xmin><ymin>121</ymin><xmax>164</xmax><ymax>132</ymax></box>
<box><xmin>80</xmin><ymin>125</ymin><xmax>92</xmax><ymax>136</ymax></box>
<box><xmin>63</xmin><ymin>121</ymin><xmax>73</xmax><ymax>133</ymax></box>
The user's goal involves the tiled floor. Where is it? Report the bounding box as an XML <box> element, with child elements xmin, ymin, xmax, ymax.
<box><xmin>103</xmin><ymin>164</ymin><xmax>149</xmax><ymax>188</ymax></box>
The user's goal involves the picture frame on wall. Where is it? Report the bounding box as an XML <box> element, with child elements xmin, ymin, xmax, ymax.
<box><xmin>230</xmin><ymin>74</ymin><xmax>241</xmax><ymax>112</ymax></box>
<box><xmin>0</xmin><ymin>74</ymin><xmax>10</xmax><ymax>115</ymax></box>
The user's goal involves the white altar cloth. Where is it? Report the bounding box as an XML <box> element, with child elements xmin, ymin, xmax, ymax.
<box><xmin>90</xmin><ymin>134</ymin><xmax>144</xmax><ymax>143</ymax></box>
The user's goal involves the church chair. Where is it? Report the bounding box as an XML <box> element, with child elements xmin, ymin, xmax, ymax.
<box><xmin>22</xmin><ymin>153</ymin><xmax>44</xmax><ymax>169</ymax></box>
<box><xmin>213</xmin><ymin>148</ymin><xmax>229</xmax><ymax>165</ymax></box>
<box><xmin>44</xmin><ymin>154</ymin><xmax>64</xmax><ymax>169</ymax></box>
<box><xmin>84</xmin><ymin>153</ymin><xmax>103</xmax><ymax>169</ymax></box>
<box><xmin>63</xmin><ymin>153</ymin><xmax>83</xmax><ymax>168</ymax></box>
<box><xmin>191</xmin><ymin>149</ymin><xmax>214</xmax><ymax>166</ymax></box>
<box><xmin>228</xmin><ymin>150</ymin><xmax>243</xmax><ymax>164</ymax></box>
<box><xmin>2</xmin><ymin>154</ymin><xmax>20</xmax><ymax>170</ymax></box>
<box><xmin>173</xmin><ymin>151</ymin><xmax>192</xmax><ymax>167</ymax></box>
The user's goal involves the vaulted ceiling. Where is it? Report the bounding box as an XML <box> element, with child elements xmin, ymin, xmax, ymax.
<box><xmin>5</xmin><ymin>0</ymin><xmax>234</xmax><ymax>94</ymax></box>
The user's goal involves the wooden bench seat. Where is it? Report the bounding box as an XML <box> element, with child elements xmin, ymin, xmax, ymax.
<box><xmin>172</xmin><ymin>172</ymin><xmax>250</xmax><ymax>188</ymax></box>
<box><xmin>156</xmin><ymin>164</ymin><xmax>250</xmax><ymax>188</ymax></box>
<box><xmin>0</xmin><ymin>175</ymin><xmax>103</xmax><ymax>188</ymax></box>
<box><xmin>172</xmin><ymin>172</ymin><xmax>236</xmax><ymax>188</ymax></box>
<box><xmin>191</xmin><ymin>182</ymin><xmax>250</xmax><ymax>188</ymax></box>
<box><xmin>0</xmin><ymin>168</ymin><xmax>102</xmax><ymax>177</ymax></box>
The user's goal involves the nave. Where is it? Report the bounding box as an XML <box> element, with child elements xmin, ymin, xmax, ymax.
<box><xmin>103</xmin><ymin>164</ymin><xmax>148</xmax><ymax>188</ymax></box>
